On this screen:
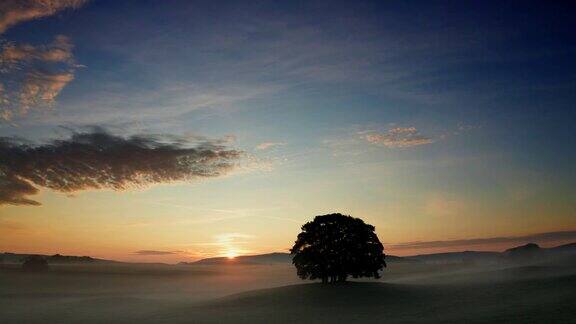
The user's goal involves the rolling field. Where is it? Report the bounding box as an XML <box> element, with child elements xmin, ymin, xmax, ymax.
<box><xmin>1</xmin><ymin>258</ymin><xmax>575</xmax><ymax>323</ymax></box>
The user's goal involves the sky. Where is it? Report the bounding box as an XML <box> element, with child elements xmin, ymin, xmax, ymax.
<box><xmin>0</xmin><ymin>0</ymin><xmax>575</xmax><ymax>263</ymax></box>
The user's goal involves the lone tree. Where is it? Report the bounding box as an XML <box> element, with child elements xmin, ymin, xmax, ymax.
<box><xmin>291</xmin><ymin>213</ymin><xmax>386</xmax><ymax>284</ymax></box>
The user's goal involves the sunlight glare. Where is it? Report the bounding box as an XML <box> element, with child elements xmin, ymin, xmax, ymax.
<box><xmin>226</xmin><ymin>250</ymin><xmax>238</xmax><ymax>259</ymax></box>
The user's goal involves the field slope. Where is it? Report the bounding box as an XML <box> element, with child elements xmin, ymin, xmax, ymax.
<box><xmin>150</xmin><ymin>265</ymin><xmax>576</xmax><ymax>323</ymax></box>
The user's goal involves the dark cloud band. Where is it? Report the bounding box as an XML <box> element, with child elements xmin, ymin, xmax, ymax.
<box><xmin>0</xmin><ymin>128</ymin><xmax>242</xmax><ymax>206</ymax></box>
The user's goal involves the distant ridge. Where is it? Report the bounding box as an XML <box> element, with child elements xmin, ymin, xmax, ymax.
<box><xmin>550</xmin><ymin>242</ymin><xmax>576</xmax><ymax>251</ymax></box>
<box><xmin>409</xmin><ymin>251</ymin><xmax>501</xmax><ymax>264</ymax></box>
<box><xmin>505</xmin><ymin>242</ymin><xmax>541</xmax><ymax>253</ymax></box>
<box><xmin>3</xmin><ymin>242</ymin><xmax>575</xmax><ymax>266</ymax></box>
<box><xmin>186</xmin><ymin>241</ymin><xmax>576</xmax><ymax>266</ymax></box>
<box><xmin>410</xmin><ymin>242</ymin><xmax>576</xmax><ymax>264</ymax></box>
<box><xmin>0</xmin><ymin>252</ymin><xmax>114</xmax><ymax>264</ymax></box>
<box><xmin>182</xmin><ymin>252</ymin><xmax>291</xmax><ymax>265</ymax></box>
<box><xmin>185</xmin><ymin>253</ymin><xmax>415</xmax><ymax>266</ymax></box>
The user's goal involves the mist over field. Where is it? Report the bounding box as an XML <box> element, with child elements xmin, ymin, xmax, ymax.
<box><xmin>2</xmin><ymin>246</ymin><xmax>576</xmax><ymax>323</ymax></box>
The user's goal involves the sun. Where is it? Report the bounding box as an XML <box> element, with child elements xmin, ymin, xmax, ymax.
<box><xmin>225</xmin><ymin>250</ymin><xmax>238</xmax><ymax>259</ymax></box>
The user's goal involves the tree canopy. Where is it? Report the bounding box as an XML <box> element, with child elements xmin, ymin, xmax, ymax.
<box><xmin>290</xmin><ymin>213</ymin><xmax>386</xmax><ymax>284</ymax></box>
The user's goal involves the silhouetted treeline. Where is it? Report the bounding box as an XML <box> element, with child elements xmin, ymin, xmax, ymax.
<box><xmin>0</xmin><ymin>252</ymin><xmax>98</xmax><ymax>264</ymax></box>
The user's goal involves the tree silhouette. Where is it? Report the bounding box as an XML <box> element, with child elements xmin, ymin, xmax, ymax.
<box><xmin>291</xmin><ymin>213</ymin><xmax>386</xmax><ymax>284</ymax></box>
<box><xmin>21</xmin><ymin>255</ymin><xmax>49</xmax><ymax>272</ymax></box>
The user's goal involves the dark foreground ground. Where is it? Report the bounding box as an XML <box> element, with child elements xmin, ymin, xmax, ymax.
<box><xmin>1</xmin><ymin>257</ymin><xmax>575</xmax><ymax>323</ymax></box>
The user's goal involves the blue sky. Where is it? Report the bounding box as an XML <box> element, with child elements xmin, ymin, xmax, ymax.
<box><xmin>0</xmin><ymin>0</ymin><xmax>575</xmax><ymax>261</ymax></box>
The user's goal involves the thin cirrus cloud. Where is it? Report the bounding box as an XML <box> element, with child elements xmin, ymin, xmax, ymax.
<box><xmin>255</xmin><ymin>142</ymin><xmax>286</xmax><ymax>151</ymax></box>
<box><xmin>0</xmin><ymin>0</ymin><xmax>88</xmax><ymax>121</ymax></box>
<box><xmin>363</xmin><ymin>127</ymin><xmax>433</xmax><ymax>148</ymax></box>
<box><xmin>133</xmin><ymin>250</ymin><xmax>183</xmax><ymax>256</ymax></box>
<box><xmin>0</xmin><ymin>37</ymin><xmax>73</xmax><ymax>63</ymax></box>
<box><xmin>0</xmin><ymin>0</ymin><xmax>88</xmax><ymax>35</ymax></box>
<box><xmin>1</xmin><ymin>35</ymin><xmax>77</xmax><ymax>121</ymax></box>
<box><xmin>0</xmin><ymin>128</ymin><xmax>243</xmax><ymax>206</ymax></box>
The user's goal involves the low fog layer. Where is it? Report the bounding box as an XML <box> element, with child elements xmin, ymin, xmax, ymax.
<box><xmin>1</xmin><ymin>249</ymin><xmax>575</xmax><ymax>323</ymax></box>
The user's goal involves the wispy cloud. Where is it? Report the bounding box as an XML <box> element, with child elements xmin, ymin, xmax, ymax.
<box><xmin>214</xmin><ymin>233</ymin><xmax>254</xmax><ymax>244</ymax></box>
<box><xmin>255</xmin><ymin>142</ymin><xmax>286</xmax><ymax>151</ymax></box>
<box><xmin>0</xmin><ymin>0</ymin><xmax>88</xmax><ymax>35</ymax></box>
<box><xmin>0</xmin><ymin>127</ymin><xmax>243</xmax><ymax>206</ymax></box>
<box><xmin>1</xmin><ymin>35</ymin><xmax>78</xmax><ymax>120</ymax></box>
<box><xmin>363</xmin><ymin>127</ymin><xmax>433</xmax><ymax>148</ymax></box>
<box><xmin>213</xmin><ymin>233</ymin><xmax>254</xmax><ymax>256</ymax></box>
<box><xmin>133</xmin><ymin>250</ymin><xmax>182</xmax><ymax>256</ymax></box>
<box><xmin>424</xmin><ymin>193</ymin><xmax>468</xmax><ymax>218</ymax></box>
<box><xmin>47</xmin><ymin>82</ymin><xmax>281</xmax><ymax>126</ymax></box>
<box><xmin>0</xmin><ymin>37</ymin><xmax>73</xmax><ymax>64</ymax></box>
<box><xmin>388</xmin><ymin>230</ymin><xmax>576</xmax><ymax>251</ymax></box>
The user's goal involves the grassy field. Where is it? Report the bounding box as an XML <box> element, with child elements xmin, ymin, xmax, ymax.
<box><xmin>1</xmin><ymin>258</ymin><xmax>575</xmax><ymax>323</ymax></box>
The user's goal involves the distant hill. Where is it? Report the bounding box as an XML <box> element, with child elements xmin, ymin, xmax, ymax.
<box><xmin>410</xmin><ymin>242</ymin><xmax>576</xmax><ymax>265</ymax></box>
<box><xmin>0</xmin><ymin>252</ymin><xmax>112</xmax><ymax>264</ymax></box>
<box><xmin>386</xmin><ymin>255</ymin><xmax>418</xmax><ymax>263</ymax></box>
<box><xmin>183</xmin><ymin>253</ymin><xmax>291</xmax><ymax>265</ymax></box>
<box><xmin>186</xmin><ymin>242</ymin><xmax>576</xmax><ymax>266</ymax></box>
<box><xmin>504</xmin><ymin>243</ymin><xmax>541</xmax><ymax>261</ymax></box>
<box><xmin>3</xmin><ymin>242</ymin><xmax>575</xmax><ymax>267</ymax></box>
<box><xmin>185</xmin><ymin>253</ymin><xmax>414</xmax><ymax>266</ymax></box>
<box><xmin>409</xmin><ymin>251</ymin><xmax>501</xmax><ymax>264</ymax></box>
<box><xmin>549</xmin><ymin>242</ymin><xmax>576</xmax><ymax>252</ymax></box>
<box><xmin>505</xmin><ymin>242</ymin><xmax>541</xmax><ymax>254</ymax></box>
